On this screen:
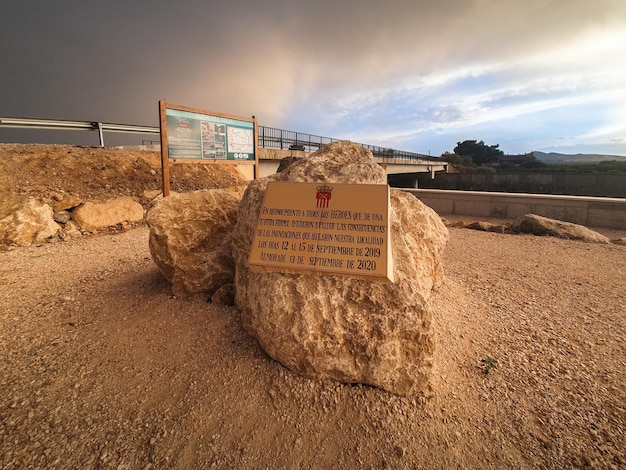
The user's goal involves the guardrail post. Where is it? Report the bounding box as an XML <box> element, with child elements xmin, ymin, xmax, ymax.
<box><xmin>97</xmin><ymin>122</ymin><xmax>105</xmax><ymax>147</ymax></box>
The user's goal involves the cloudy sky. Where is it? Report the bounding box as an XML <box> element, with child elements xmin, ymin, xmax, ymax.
<box><xmin>2</xmin><ymin>0</ymin><xmax>626</xmax><ymax>155</ymax></box>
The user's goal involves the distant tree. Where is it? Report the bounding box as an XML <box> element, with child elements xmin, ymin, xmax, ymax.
<box><xmin>443</xmin><ymin>152</ymin><xmax>474</xmax><ymax>166</ymax></box>
<box><xmin>520</xmin><ymin>153</ymin><xmax>546</xmax><ymax>169</ymax></box>
<box><xmin>453</xmin><ymin>140</ymin><xmax>504</xmax><ymax>165</ymax></box>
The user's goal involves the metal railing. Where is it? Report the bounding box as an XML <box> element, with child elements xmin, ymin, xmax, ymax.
<box><xmin>257</xmin><ymin>126</ymin><xmax>436</xmax><ymax>161</ymax></box>
<box><xmin>258</xmin><ymin>126</ymin><xmax>335</xmax><ymax>153</ymax></box>
<box><xmin>0</xmin><ymin>116</ymin><xmax>440</xmax><ymax>161</ymax></box>
<box><xmin>0</xmin><ymin>117</ymin><xmax>159</xmax><ymax>147</ymax></box>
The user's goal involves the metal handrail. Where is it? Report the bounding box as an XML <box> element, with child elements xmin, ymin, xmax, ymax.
<box><xmin>256</xmin><ymin>125</ymin><xmax>436</xmax><ymax>161</ymax></box>
<box><xmin>0</xmin><ymin>116</ymin><xmax>440</xmax><ymax>161</ymax></box>
<box><xmin>0</xmin><ymin>117</ymin><xmax>159</xmax><ymax>147</ymax></box>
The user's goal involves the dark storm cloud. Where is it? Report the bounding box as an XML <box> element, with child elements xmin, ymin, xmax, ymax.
<box><xmin>2</xmin><ymin>1</ymin><xmax>625</xmax><ymax>153</ymax></box>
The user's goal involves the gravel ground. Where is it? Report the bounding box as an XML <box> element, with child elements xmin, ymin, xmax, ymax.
<box><xmin>1</xmin><ymin>224</ymin><xmax>625</xmax><ymax>469</ymax></box>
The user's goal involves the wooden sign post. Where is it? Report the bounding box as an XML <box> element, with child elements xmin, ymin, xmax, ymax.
<box><xmin>159</xmin><ymin>100</ymin><xmax>258</xmax><ymax>196</ymax></box>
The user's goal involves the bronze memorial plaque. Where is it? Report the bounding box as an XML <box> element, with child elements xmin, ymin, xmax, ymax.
<box><xmin>249</xmin><ymin>182</ymin><xmax>394</xmax><ymax>282</ymax></box>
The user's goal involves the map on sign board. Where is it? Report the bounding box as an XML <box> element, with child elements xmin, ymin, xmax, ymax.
<box><xmin>249</xmin><ymin>182</ymin><xmax>394</xmax><ymax>283</ymax></box>
<box><xmin>227</xmin><ymin>127</ymin><xmax>255</xmax><ymax>154</ymax></box>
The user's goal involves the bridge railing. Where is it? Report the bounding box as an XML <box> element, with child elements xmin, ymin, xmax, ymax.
<box><xmin>0</xmin><ymin>116</ymin><xmax>440</xmax><ymax>162</ymax></box>
<box><xmin>258</xmin><ymin>126</ymin><xmax>335</xmax><ymax>152</ymax></box>
<box><xmin>257</xmin><ymin>126</ymin><xmax>437</xmax><ymax>162</ymax></box>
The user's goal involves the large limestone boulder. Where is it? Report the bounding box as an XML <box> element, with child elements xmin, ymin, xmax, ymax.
<box><xmin>511</xmin><ymin>213</ymin><xmax>609</xmax><ymax>243</ymax></box>
<box><xmin>72</xmin><ymin>197</ymin><xmax>144</xmax><ymax>231</ymax></box>
<box><xmin>0</xmin><ymin>195</ymin><xmax>60</xmax><ymax>246</ymax></box>
<box><xmin>147</xmin><ymin>189</ymin><xmax>240</xmax><ymax>297</ymax></box>
<box><xmin>233</xmin><ymin>141</ymin><xmax>449</xmax><ymax>396</ymax></box>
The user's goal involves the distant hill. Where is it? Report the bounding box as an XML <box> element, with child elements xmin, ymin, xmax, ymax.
<box><xmin>533</xmin><ymin>151</ymin><xmax>626</xmax><ymax>164</ymax></box>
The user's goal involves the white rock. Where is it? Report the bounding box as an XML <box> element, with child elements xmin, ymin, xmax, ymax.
<box><xmin>511</xmin><ymin>213</ymin><xmax>610</xmax><ymax>243</ymax></box>
<box><xmin>146</xmin><ymin>189</ymin><xmax>240</xmax><ymax>297</ymax></box>
<box><xmin>0</xmin><ymin>196</ymin><xmax>60</xmax><ymax>246</ymax></box>
<box><xmin>72</xmin><ymin>197</ymin><xmax>144</xmax><ymax>231</ymax></box>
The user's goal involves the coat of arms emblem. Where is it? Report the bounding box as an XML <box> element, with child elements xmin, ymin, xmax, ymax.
<box><xmin>315</xmin><ymin>184</ymin><xmax>333</xmax><ymax>208</ymax></box>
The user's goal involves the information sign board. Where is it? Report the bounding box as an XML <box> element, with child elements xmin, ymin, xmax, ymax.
<box><xmin>249</xmin><ymin>182</ymin><xmax>394</xmax><ymax>282</ymax></box>
<box><xmin>165</xmin><ymin>108</ymin><xmax>255</xmax><ymax>162</ymax></box>
<box><xmin>158</xmin><ymin>100</ymin><xmax>258</xmax><ymax>196</ymax></box>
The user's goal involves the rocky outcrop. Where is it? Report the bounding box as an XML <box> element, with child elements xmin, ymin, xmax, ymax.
<box><xmin>0</xmin><ymin>196</ymin><xmax>60</xmax><ymax>246</ymax></box>
<box><xmin>465</xmin><ymin>221</ymin><xmax>508</xmax><ymax>233</ymax></box>
<box><xmin>277</xmin><ymin>156</ymin><xmax>301</xmax><ymax>172</ymax></box>
<box><xmin>53</xmin><ymin>210</ymin><xmax>72</xmax><ymax>224</ymax></box>
<box><xmin>72</xmin><ymin>197</ymin><xmax>144</xmax><ymax>231</ymax></box>
<box><xmin>233</xmin><ymin>141</ymin><xmax>449</xmax><ymax>396</ymax></box>
<box><xmin>511</xmin><ymin>214</ymin><xmax>610</xmax><ymax>243</ymax></box>
<box><xmin>146</xmin><ymin>189</ymin><xmax>240</xmax><ymax>297</ymax></box>
<box><xmin>52</xmin><ymin>195</ymin><xmax>82</xmax><ymax>212</ymax></box>
<box><xmin>210</xmin><ymin>283</ymin><xmax>236</xmax><ymax>306</ymax></box>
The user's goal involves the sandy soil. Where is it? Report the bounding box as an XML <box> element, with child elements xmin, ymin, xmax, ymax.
<box><xmin>1</xmin><ymin>145</ymin><xmax>625</xmax><ymax>469</ymax></box>
<box><xmin>0</xmin><ymin>143</ymin><xmax>243</xmax><ymax>207</ymax></box>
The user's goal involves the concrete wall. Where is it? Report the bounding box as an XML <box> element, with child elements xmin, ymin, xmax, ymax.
<box><xmin>404</xmin><ymin>189</ymin><xmax>626</xmax><ymax>230</ymax></box>
<box><xmin>233</xmin><ymin>164</ymin><xmax>255</xmax><ymax>181</ymax></box>
<box><xmin>257</xmin><ymin>148</ymin><xmax>309</xmax><ymax>160</ymax></box>
<box><xmin>417</xmin><ymin>172</ymin><xmax>626</xmax><ymax>198</ymax></box>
